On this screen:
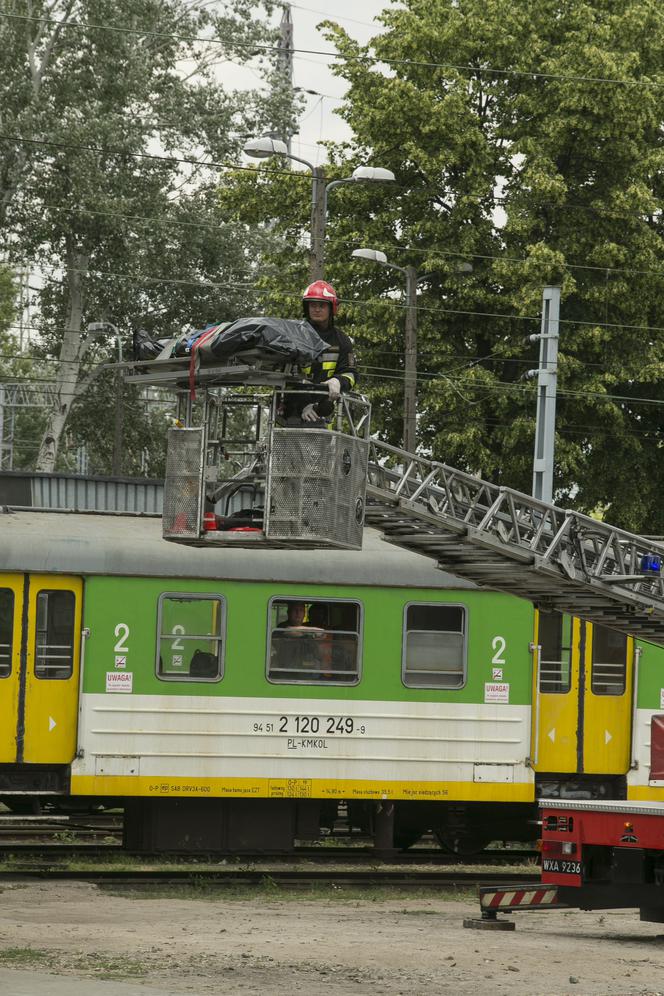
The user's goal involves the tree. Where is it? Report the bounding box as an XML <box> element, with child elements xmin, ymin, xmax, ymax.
<box><xmin>1</xmin><ymin>0</ymin><xmax>297</xmax><ymax>473</ymax></box>
<box><xmin>283</xmin><ymin>0</ymin><xmax>664</xmax><ymax>533</ymax></box>
<box><xmin>0</xmin><ymin>267</ymin><xmax>15</xmax><ymax>336</ymax></box>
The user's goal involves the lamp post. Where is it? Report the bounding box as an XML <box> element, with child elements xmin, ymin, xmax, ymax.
<box><xmin>351</xmin><ymin>249</ymin><xmax>472</xmax><ymax>454</ymax></box>
<box><xmin>87</xmin><ymin>321</ymin><xmax>124</xmax><ymax>476</ymax></box>
<box><xmin>243</xmin><ymin>137</ymin><xmax>395</xmax><ymax>281</ymax></box>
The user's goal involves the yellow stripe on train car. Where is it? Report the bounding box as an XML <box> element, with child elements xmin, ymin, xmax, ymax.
<box><xmin>71</xmin><ymin>774</ymin><xmax>535</xmax><ymax>803</ymax></box>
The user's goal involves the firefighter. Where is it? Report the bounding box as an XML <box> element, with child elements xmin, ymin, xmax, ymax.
<box><xmin>290</xmin><ymin>280</ymin><xmax>358</xmax><ymax>423</ymax></box>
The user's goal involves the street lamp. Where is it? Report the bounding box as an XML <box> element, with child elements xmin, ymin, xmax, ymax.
<box><xmin>243</xmin><ymin>136</ymin><xmax>395</xmax><ymax>281</ymax></box>
<box><xmin>87</xmin><ymin>321</ymin><xmax>124</xmax><ymax>477</ymax></box>
<box><xmin>351</xmin><ymin>249</ymin><xmax>472</xmax><ymax>454</ymax></box>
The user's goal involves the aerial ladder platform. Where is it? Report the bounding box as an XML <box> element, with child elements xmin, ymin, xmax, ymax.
<box><xmin>364</xmin><ymin>438</ymin><xmax>664</xmax><ymax>645</ymax></box>
<box><xmin>126</xmin><ymin>354</ymin><xmax>664</xmax><ymax>645</ymax></box>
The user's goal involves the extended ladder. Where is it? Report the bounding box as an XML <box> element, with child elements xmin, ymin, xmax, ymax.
<box><xmin>364</xmin><ymin>439</ymin><xmax>664</xmax><ymax>645</ymax></box>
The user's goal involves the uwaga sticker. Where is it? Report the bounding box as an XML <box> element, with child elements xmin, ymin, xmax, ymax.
<box><xmin>106</xmin><ymin>671</ymin><xmax>133</xmax><ymax>693</ymax></box>
<box><xmin>484</xmin><ymin>682</ymin><xmax>509</xmax><ymax>704</ymax></box>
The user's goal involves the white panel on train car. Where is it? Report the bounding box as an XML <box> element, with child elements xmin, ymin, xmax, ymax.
<box><xmin>95</xmin><ymin>756</ymin><xmax>140</xmax><ymax>777</ymax></box>
<box><xmin>473</xmin><ymin>764</ymin><xmax>515</xmax><ymax>783</ymax></box>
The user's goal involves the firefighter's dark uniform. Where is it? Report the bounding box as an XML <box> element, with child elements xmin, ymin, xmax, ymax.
<box><xmin>284</xmin><ymin>325</ymin><xmax>358</xmax><ymax>421</ymax></box>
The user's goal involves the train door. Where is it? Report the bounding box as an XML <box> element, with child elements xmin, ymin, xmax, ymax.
<box><xmin>0</xmin><ymin>575</ymin><xmax>23</xmax><ymax>761</ymax></box>
<box><xmin>0</xmin><ymin>574</ymin><xmax>82</xmax><ymax>764</ymax></box>
<box><xmin>581</xmin><ymin>623</ymin><xmax>633</xmax><ymax>774</ymax></box>
<box><xmin>532</xmin><ymin>611</ymin><xmax>634</xmax><ymax>776</ymax></box>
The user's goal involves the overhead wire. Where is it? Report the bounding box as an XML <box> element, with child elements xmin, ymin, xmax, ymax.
<box><xmin>0</xmin><ymin>17</ymin><xmax>662</xmax><ymax>399</ymax></box>
<box><xmin>2</xmin><ymin>9</ymin><xmax>664</xmax><ymax>89</ymax></box>
<box><xmin>287</xmin><ymin>2</ymin><xmax>378</xmax><ymax>30</ymax></box>
<box><xmin>0</xmin><ymin>133</ymin><xmax>314</xmax><ymax>184</ymax></box>
<box><xmin>4</xmin><ymin>129</ymin><xmax>664</xmax><ymax>232</ymax></box>
<box><xmin>3</xmin><ymin>130</ymin><xmax>664</xmax><ymax>269</ymax></box>
<box><xmin>8</xmin><ymin>258</ymin><xmax>664</xmax><ymax>335</ymax></box>
<box><xmin>6</xmin><ymin>362</ymin><xmax>664</xmax><ymax>413</ymax></box>
<box><xmin>4</xmin><ymin>194</ymin><xmax>664</xmax><ymax>282</ymax></box>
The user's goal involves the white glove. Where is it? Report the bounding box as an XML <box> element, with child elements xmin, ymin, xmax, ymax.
<box><xmin>327</xmin><ymin>377</ymin><xmax>341</xmax><ymax>400</ymax></box>
<box><xmin>301</xmin><ymin>404</ymin><xmax>319</xmax><ymax>422</ymax></box>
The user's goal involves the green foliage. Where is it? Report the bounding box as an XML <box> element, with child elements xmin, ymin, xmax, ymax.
<box><xmin>1</xmin><ymin>0</ymin><xmax>297</xmax><ymax>473</ymax></box>
<box><xmin>223</xmin><ymin>0</ymin><xmax>664</xmax><ymax>532</ymax></box>
<box><xmin>0</xmin><ymin>267</ymin><xmax>15</xmax><ymax>336</ymax></box>
<box><xmin>66</xmin><ymin>373</ymin><xmax>169</xmax><ymax>477</ymax></box>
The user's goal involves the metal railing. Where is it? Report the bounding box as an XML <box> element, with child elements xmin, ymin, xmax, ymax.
<box><xmin>365</xmin><ymin>440</ymin><xmax>664</xmax><ymax>644</ymax></box>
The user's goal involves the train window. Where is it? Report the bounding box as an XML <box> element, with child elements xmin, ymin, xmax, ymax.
<box><xmin>157</xmin><ymin>594</ymin><xmax>224</xmax><ymax>681</ymax></box>
<box><xmin>538</xmin><ymin>611</ymin><xmax>572</xmax><ymax>694</ymax></box>
<box><xmin>267</xmin><ymin>598</ymin><xmax>361</xmax><ymax>684</ymax></box>
<box><xmin>591</xmin><ymin>625</ymin><xmax>627</xmax><ymax>696</ymax></box>
<box><xmin>34</xmin><ymin>590</ymin><xmax>75</xmax><ymax>680</ymax></box>
<box><xmin>0</xmin><ymin>588</ymin><xmax>13</xmax><ymax>678</ymax></box>
<box><xmin>402</xmin><ymin>603</ymin><xmax>466</xmax><ymax>689</ymax></box>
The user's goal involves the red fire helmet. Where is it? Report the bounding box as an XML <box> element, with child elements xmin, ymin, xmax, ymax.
<box><xmin>302</xmin><ymin>280</ymin><xmax>338</xmax><ymax>316</ymax></box>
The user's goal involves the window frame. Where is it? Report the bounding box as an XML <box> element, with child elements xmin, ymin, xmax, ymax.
<box><xmin>266</xmin><ymin>595</ymin><xmax>363</xmax><ymax>686</ymax></box>
<box><xmin>590</xmin><ymin>624</ymin><xmax>628</xmax><ymax>697</ymax></box>
<box><xmin>538</xmin><ymin>611</ymin><xmax>573</xmax><ymax>695</ymax></box>
<box><xmin>156</xmin><ymin>591</ymin><xmax>226</xmax><ymax>683</ymax></box>
<box><xmin>401</xmin><ymin>600</ymin><xmax>468</xmax><ymax>690</ymax></box>
<box><xmin>0</xmin><ymin>587</ymin><xmax>14</xmax><ymax>680</ymax></box>
<box><xmin>34</xmin><ymin>588</ymin><xmax>76</xmax><ymax>681</ymax></box>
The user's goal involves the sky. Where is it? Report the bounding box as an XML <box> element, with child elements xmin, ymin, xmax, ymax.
<box><xmin>283</xmin><ymin>1</ymin><xmax>390</xmax><ymax>163</ymax></box>
<box><xmin>225</xmin><ymin>1</ymin><xmax>392</xmax><ymax>165</ymax></box>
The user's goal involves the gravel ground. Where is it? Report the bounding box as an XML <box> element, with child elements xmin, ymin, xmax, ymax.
<box><xmin>1</xmin><ymin>880</ymin><xmax>664</xmax><ymax>995</ymax></box>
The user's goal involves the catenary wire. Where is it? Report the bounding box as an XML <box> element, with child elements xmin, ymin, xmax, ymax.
<box><xmin>5</xmin><ymin>131</ymin><xmax>664</xmax><ymax>232</ymax></box>
<box><xmin>8</xmin><ymin>260</ymin><xmax>664</xmax><ymax>334</ymax></box>
<box><xmin>0</xmin><ymin>332</ymin><xmax>617</xmax><ymax>372</ymax></box>
<box><xmin>0</xmin><ymin>133</ymin><xmax>315</xmax><ymax>183</ymax></box>
<box><xmin>3</xmin><ymin>9</ymin><xmax>664</xmax><ymax>89</ymax></box>
<box><xmin>7</xmin><ymin>365</ymin><xmax>664</xmax><ymax>411</ymax></box>
<box><xmin>7</xmin><ymin>199</ymin><xmax>664</xmax><ymax>280</ymax></box>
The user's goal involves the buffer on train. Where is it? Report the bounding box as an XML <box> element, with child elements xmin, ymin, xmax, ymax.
<box><xmin>127</xmin><ymin>317</ymin><xmax>371</xmax><ymax>550</ymax></box>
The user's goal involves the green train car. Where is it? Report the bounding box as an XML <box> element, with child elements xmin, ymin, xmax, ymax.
<box><xmin>0</xmin><ymin>509</ymin><xmax>656</xmax><ymax>852</ymax></box>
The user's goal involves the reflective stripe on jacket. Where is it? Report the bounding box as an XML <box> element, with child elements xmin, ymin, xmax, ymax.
<box><xmin>301</xmin><ymin>326</ymin><xmax>357</xmax><ymax>393</ymax></box>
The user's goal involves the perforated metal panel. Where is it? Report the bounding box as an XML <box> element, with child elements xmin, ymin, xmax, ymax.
<box><xmin>266</xmin><ymin>429</ymin><xmax>368</xmax><ymax>549</ymax></box>
<box><xmin>162</xmin><ymin>427</ymin><xmax>205</xmax><ymax>540</ymax></box>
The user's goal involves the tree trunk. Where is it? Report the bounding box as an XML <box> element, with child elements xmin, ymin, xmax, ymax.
<box><xmin>35</xmin><ymin>249</ymin><xmax>89</xmax><ymax>472</ymax></box>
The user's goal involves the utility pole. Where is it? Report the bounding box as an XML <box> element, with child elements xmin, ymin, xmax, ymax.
<box><xmin>112</xmin><ymin>335</ymin><xmax>124</xmax><ymax>477</ymax></box>
<box><xmin>403</xmin><ymin>265</ymin><xmax>418</xmax><ymax>454</ymax></box>
<box><xmin>87</xmin><ymin>322</ymin><xmax>124</xmax><ymax>476</ymax></box>
<box><xmin>0</xmin><ymin>386</ymin><xmax>5</xmax><ymax>470</ymax></box>
<box><xmin>352</xmin><ymin>251</ymin><xmax>472</xmax><ymax>454</ymax></box>
<box><xmin>310</xmin><ymin>166</ymin><xmax>326</xmax><ymax>281</ymax></box>
<box><xmin>16</xmin><ymin>266</ymin><xmax>31</xmax><ymax>351</ymax></box>
<box><xmin>277</xmin><ymin>4</ymin><xmax>294</xmax><ymax>154</ymax></box>
<box><xmin>531</xmin><ymin>286</ymin><xmax>561</xmax><ymax>504</ymax></box>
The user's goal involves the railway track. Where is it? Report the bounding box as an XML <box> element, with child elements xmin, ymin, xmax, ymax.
<box><xmin>0</xmin><ymin>842</ymin><xmax>538</xmax><ymax>862</ymax></box>
<box><xmin>0</xmin><ymin>866</ymin><xmax>539</xmax><ymax>888</ymax></box>
<box><xmin>0</xmin><ymin>825</ymin><xmax>539</xmax><ymax>866</ymax></box>
<box><xmin>0</xmin><ymin>816</ymin><xmax>538</xmax><ymax>858</ymax></box>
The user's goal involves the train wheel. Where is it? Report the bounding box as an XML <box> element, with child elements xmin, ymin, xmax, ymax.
<box><xmin>434</xmin><ymin>831</ymin><xmax>491</xmax><ymax>856</ymax></box>
<box><xmin>1</xmin><ymin>796</ymin><xmax>41</xmax><ymax>815</ymax></box>
<box><xmin>394</xmin><ymin>829</ymin><xmax>423</xmax><ymax>851</ymax></box>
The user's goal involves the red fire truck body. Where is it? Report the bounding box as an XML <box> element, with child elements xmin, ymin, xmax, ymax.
<box><xmin>475</xmin><ymin>799</ymin><xmax>664</xmax><ymax>926</ymax></box>
<box><xmin>540</xmin><ymin>799</ymin><xmax>664</xmax><ymax>921</ymax></box>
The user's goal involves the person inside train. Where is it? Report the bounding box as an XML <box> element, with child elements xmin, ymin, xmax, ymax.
<box><xmin>272</xmin><ymin>601</ymin><xmax>322</xmax><ymax>678</ymax></box>
<box><xmin>282</xmin><ymin>281</ymin><xmax>358</xmax><ymax>424</ymax></box>
<box><xmin>277</xmin><ymin>601</ymin><xmax>307</xmax><ymax>628</ymax></box>
<box><xmin>307</xmin><ymin>603</ymin><xmax>334</xmax><ymax>678</ymax></box>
